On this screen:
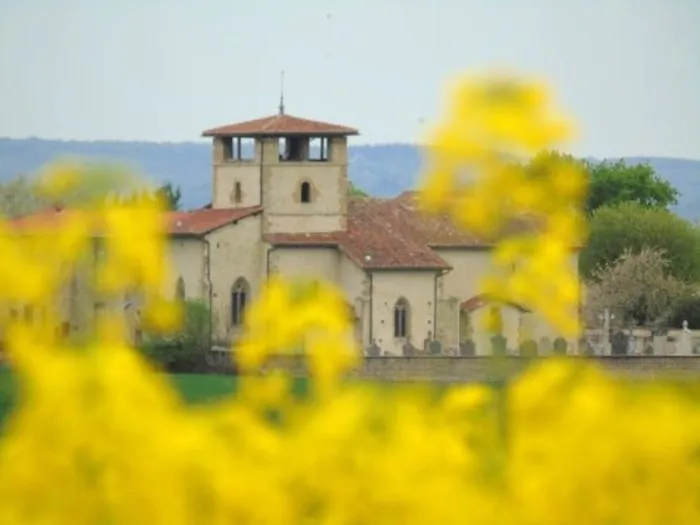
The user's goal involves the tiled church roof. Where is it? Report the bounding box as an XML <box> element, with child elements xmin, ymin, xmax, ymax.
<box><xmin>201</xmin><ymin>113</ymin><xmax>359</xmax><ymax>137</ymax></box>
<box><xmin>9</xmin><ymin>192</ymin><xmax>542</xmax><ymax>271</ymax></box>
<box><xmin>266</xmin><ymin>196</ymin><xmax>451</xmax><ymax>270</ymax></box>
<box><xmin>265</xmin><ymin>192</ymin><xmax>525</xmax><ymax>270</ymax></box>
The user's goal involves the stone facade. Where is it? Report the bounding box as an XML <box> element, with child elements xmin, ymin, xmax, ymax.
<box><xmin>169</xmin><ymin>112</ymin><xmax>580</xmax><ymax>352</ymax></box>
<box><xmin>10</xmin><ymin>112</ymin><xmax>580</xmax><ymax>352</ymax></box>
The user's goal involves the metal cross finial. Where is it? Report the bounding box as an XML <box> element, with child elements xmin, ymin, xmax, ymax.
<box><xmin>278</xmin><ymin>70</ymin><xmax>285</xmax><ymax>115</ymax></box>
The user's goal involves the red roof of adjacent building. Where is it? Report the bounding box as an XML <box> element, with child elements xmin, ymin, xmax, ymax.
<box><xmin>8</xmin><ymin>206</ymin><xmax>262</xmax><ymax>237</ymax></box>
<box><xmin>201</xmin><ymin>113</ymin><xmax>359</xmax><ymax>137</ymax></box>
<box><xmin>9</xmin><ymin>192</ymin><xmax>545</xmax><ymax>271</ymax></box>
<box><xmin>168</xmin><ymin>206</ymin><xmax>262</xmax><ymax>235</ymax></box>
<box><xmin>9</xmin><ymin>207</ymin><xmax>76</xmax><ymax>232</ymax></box>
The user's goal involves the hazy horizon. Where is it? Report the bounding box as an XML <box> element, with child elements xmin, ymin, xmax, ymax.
<box><xmin>1</xmin><ymin>0</ymin><xmax>698</xmax><ymax>159</ymax></box>
<box><xmin>1</xmin><ymin>136</ymin><xmax>699</xmax><ymax>163</ymax></box>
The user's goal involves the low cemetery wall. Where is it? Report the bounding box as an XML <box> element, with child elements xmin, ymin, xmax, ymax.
<box><xmin>260</xmin><ymin>355</ymin><xmax>700</xmax><ymax>383</ymax></box>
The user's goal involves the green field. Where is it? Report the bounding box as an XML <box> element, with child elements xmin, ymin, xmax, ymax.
<box><xmin>0</xmin><ymin>368</ymin><xmax>314</xmax><ymax>424</ymax></box>
<box><xmin>0</xmin><ymin>368</ymin><xmax>504</xmax><ymax>426</ymax></box>
<box><xmin>169</xmin><ymin>372</ymin><xmax>311</xmax><ymax>403</ymax></box>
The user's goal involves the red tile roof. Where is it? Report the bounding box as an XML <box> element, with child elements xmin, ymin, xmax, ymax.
<box><xmin>202</xmin><ymin>113</ymin><xmax>359</xmax><ymax>137</ymax></box>
<box><xmin>266</xmin><ymin>199</ymin><xmax>450</xmax><ymax>270</ymax></box>
<box><xmin>390</xmin><ymin>191</ymin><xmax>541</xmax><ymax>247</ymax></box>
<box><xmin>9</xmin><ymin>207</ymin><xmax>77</xmax><ymax>232</ymax></box>
<box><xmin>8</xmin><ymin>206</ymin><xmax>262</xmax><ymax>237</ymax></box>
<box><xmin>9</xmin><ymin>193</ymin><xmax>545</xmax><ymax>270</ymax></box>
<box><xmin>264</xmin><ymin>192</ymin><xmax>530</xmax><ymax>270</ymax></box>
<box><xmin>168</xmin><ymin>206</ymin><xmax>262</xmax><ymax>235</ymax></box>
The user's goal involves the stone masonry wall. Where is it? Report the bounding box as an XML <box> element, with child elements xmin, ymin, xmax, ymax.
<box><xmin>260</xmin><ymin>355</ymin><xmax>700</xmax><ymax>383</ymax></box>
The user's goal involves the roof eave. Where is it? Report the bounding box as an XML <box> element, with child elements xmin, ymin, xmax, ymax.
<box><xmin>202</xmin><ymin>130</ymin><xmax>359</xmax><ymax>138</ymax></box>
<box><xmin>364</xmin><ymin>265</ymin><xmax>451</xmax><ymax>272</ymax></box>
<box><xmin>169</xmin><ymin>232</ymin><xmax>204</xmax><ymax>238</ymax></box>
<box><xmin>267</xmin><ymin>241</ymin><xmax>340</xmax><ymax>248</ymax></box>
<box><xmin>428</xmin><ymin>243</ymin><xmax>492</xmax><ymax>250</ymax></box>
<box><xmin>200</xmin><ymin>209</ymin><xmax>263</xmax><ymax>237</ymax></box>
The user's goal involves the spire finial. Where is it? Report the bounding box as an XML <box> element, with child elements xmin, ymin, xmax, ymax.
<box><xmin>278</xmin><ymin>70</ymin><xmax>285</xmax><ymax>115</ymax></box>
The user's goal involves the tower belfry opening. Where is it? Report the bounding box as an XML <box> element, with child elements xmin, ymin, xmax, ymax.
<box><xmin>279</xmin><ymin>136</ymin><xmax>304</xmax><ymax>161</ymax></box>
<box><xmin>201</xmin><ymin>105</ymin><xmax>358</xmax><ymax>214</ymax></box>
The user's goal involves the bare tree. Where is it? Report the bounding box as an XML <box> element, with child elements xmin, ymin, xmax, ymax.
<box><xmin>0</xmin><ymin>163</ymin><xmax>154</xmax><ymax>219</ymax></box>
<box><xmin>584</xmin><ymin>247</ymin><xmax>689</xmax><ymax>331</ymax></box>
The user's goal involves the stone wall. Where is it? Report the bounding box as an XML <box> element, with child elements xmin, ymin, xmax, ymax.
<box><xmin>259</xmin><ymin>355</ymin><xmax>700</xmax><ymax>383</ymax></box>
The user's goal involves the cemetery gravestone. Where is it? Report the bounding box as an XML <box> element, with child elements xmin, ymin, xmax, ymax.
<box><xmin>552</xmin><ymin>337</ymin><xmax>568</xmax><ymax>355</ymax></box>
<box><xmin>491</xmin><ymin>334</ymin><xmax>507</xmax><ymax>357</ymax></box>
<box><xmin>519</xmin><ymin>339</ymin><xmax>538</xmax><ymax>358</ymax></box>
<box><xmin>459</xmin><ymin>339</ymin><xmax>476</xmax><ymax>357</ymax></box>
<box><xmin>366</xmin><ymin>341</ymin><xmax>381</xmax><ymax>357</ymax></box>
<box><xmin>611</xmin><ymin>331</ymin><xmax>628</xmax><ymax>355</ymax></box>
<box><xmin>428</xmin><ymin>339</ymin><xmax>443</xmax><ymax>355</ymax></box>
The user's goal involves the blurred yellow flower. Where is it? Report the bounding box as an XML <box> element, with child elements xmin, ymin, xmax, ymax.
<box><xmin>0</xmin><ymin>72</ymin><xmax>693</xmax><ymax>525</ymax></box>
<box><xmin>419</xmin><ymin>72</ymin><xmax>587</xmax><ymax>337</ymax></box>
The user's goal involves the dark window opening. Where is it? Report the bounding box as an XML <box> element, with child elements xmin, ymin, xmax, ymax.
<box><xmin>300</xmin><ymin>182</ymin><xmax>312</xmax><ymax>203</ymax></box>
<box><xmin>233</xmin><ymin>181</ymin><xmax>242</xmax><ymax>204</ymax></box>
<box><xmin>279</xmin><ymin>137</ymin><xmax>305</xmax><ymax>161</ymax></box>
<box><xmin>393</xmin><ymin>298</ymin><xmax>409</xmax><ymax>338</ymax></box>
<box><xmin>222</xmin><ymin>137</ymin><xmax>254</xmax><ymax>161</ymax></box>
<box><xmin>231</xmin><ymin>279</ymin><xmax>249</xmax><ymax>326</ymax></box>
<box><xmin>308</xmin><ymin>137</ymin><xmax>330</xmax><ymax>162</ymax></box>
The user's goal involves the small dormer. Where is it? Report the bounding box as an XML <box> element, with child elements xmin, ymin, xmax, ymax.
<box><xmin>202</xmin><ymin>111</ymin><xmax>358</xmax><ymax>234</ymax></box>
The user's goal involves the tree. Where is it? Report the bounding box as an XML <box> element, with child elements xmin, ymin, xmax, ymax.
<box><xmin>0</xmin><ymin>162</ymin><xmax>159</xmax><ymax>219</ymax></box>
<box><xmin>524</xmin><ymin>150</ymin><xmax>581</xmax><ymax>178</ymax></box>
<box><xmin>156</xmin><ymin>182</ymin><xmax>182</xmax><ymax>211</ymax></box>
<box><xmin>667</xmin><ymin>293</ymin><xmax>700</xmax><ymax>329</ymax></box>
<box><xmin>581</xmin><ymin>202</ymin><xmax>700</xmax><ymax>282</ymax></box>
<box><xmin>522</xmin><ymin>152</ymin><xmax>679</xmax><ymax>215</ymax></box>
<box><xmin>0</xmin><ymin>174</ymin><xmax>48</xmax><ymax>218</ymax></box>
<box><xmin>584</xmin><ymin>247</ymin><xmax>689</xmax><ymax>330</ymax></box>
<box><xmin>585</xmin><ymin>158</ymin><xmax>678</xmax><ymax>215</ymax></box>
<box><xmin>349</xmin><ymin>182</ymin><xmax>369</xmax><ymax>198</ymax></box>
<box><xmin>140</xmin><ymin>299</ymin><xmax>213</xmax><ymax>372</ymax></box>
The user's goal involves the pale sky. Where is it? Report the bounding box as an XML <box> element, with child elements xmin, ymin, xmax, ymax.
<box><xmin>0</xmin><ymin>0</ymin><xmax>698</xmax><ymax>159</ymax></box>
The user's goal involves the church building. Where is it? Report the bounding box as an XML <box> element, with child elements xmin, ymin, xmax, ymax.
<box><xmin>9</xmin><ymin>109</ymin><xmax>579</xmax><ymax>356</ymax></box>
<box><xmin>162</xmin><ymin>108</ymin><xmax>578</xmax><ymax>356</ymax></box>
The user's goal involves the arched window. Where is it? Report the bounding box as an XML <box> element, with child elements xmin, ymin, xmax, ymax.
<box><xmin>393</xmin><ymin>298</ymin><xmax>410</xmax><ymax>338</ymax></box>
<box><xmin>233</xmin><ymin>181</ymin><xmax>242</xmax><ymax>204</ymax></box>
<box><xmin>231</xmin><ymin>278</ymin><xmax>249</xmax><ymax>326</ymax></box>
<box><xmin>300</xmin><ymin>181</ymin><xmax>311</xmax><ymax>203</ymax></box>
<box><xmin>175</xmin><ymin>277</ymin><xmax>186</xmax><ymax>302</ymax></box>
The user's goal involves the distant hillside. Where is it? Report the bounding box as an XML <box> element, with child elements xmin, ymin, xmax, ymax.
<box><xmin>0</xmin><ymin>138</ymin><xmax>698</xmax><ymax>219</ymax></box>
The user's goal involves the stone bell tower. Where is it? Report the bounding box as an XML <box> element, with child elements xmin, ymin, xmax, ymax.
<box><xmin>201</xmin><ymin>100</ymin><xmax>358</xmax><ymax>234</ymax></box>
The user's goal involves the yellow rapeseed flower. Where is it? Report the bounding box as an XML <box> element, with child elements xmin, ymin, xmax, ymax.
<box><xmin>419</xmin><ymin>72</ymin><xmax>586</xmax><ymax>337</ymax></box>
<box><xmin>0</xmin><ymin>73</ymin><xmax>695</xmax><ymax>525</ymax></box>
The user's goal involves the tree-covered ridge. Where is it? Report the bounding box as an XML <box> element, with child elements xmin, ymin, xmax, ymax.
<box><xmin>0</xmin><ymin>138</ymin><xmax>697</xmax><ymax>217</ymax></box>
